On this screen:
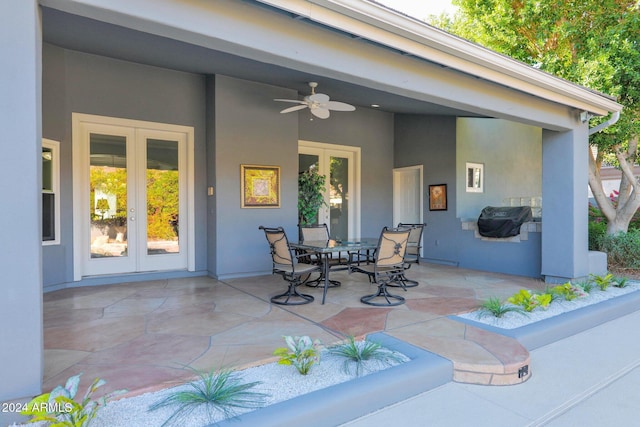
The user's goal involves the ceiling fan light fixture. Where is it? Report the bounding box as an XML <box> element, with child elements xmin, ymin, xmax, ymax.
<box><xmin>274</xmin><ymin>82</ymin><xmax>355</xmax><ymax>119</ymax></box>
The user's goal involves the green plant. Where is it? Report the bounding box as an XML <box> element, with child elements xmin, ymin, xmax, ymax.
<box><xmin>298</xmin><ymin>168</ymin><xmax>327</xmax><ymax>226</ymax></box>
<box><xmin>328</xmin><ymin>336</ymin><xmax>405</xmax><ymax>377</ymax></box>
<box><xmin>476</xmin><ymin>297</ymin><xmax>526</xmax><ymax>318</ymax></box>
<box><xmin>591</xmin><ymin>273</ymin><xmax>615</xmax><ymax>291</ymax></box>
<box><xmin>507</xmin><ymin>289</ymin><xmax>552</xmax><ymax>312</ymax></box>
<box><xmin>20</xmin><ymin>373</ymin><xmax>126</xmax><ymax>427</ymax></box>
<box><xmin>612</xmin><ymin>276</ymin><xmax>629</xmax><ymax>288</ymax></box>
<box><xmin>148</xmin><ymin>366</ymin><xmax>267</xmax><ymax>427</ymax></box>
<box><xmin>273</xmin><ymin>335</ymin><xmax>321</xmax><ymax>375</ymax></box>
<box><xmin>597</xmin><ymin>231</ymin><xmax>640</xmax><ymax>269</ymax></box>
<box><xmin>550</xmin><ymin>282</ymin><xmax>588</xmax><ymax>301</ymax></box>
<box><xmin>576</xmin><ymin>280</ymin><xmax>595</xmax><ymax>293</ymax></box>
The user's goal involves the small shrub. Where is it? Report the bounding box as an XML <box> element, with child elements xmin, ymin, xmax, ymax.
<box><xmin>476</xmin><ymin>297</ymin><xmax>526</xmax><ymax>318</ymax></box>
<box><xmin>590</xmin><ymin>273</ymin><xmax>614</xmax><ymax>291</ymax></box>
<box><xmin>612</xmin><ymin>276</ymin><xmax>629</xmax><ymax>288</ymax></box>
<box><xmin>328</xmin><ymin>336</ymin><xmax>405</xmax><ymax>377</ymax></box>
<box><xmin>148</xmin><ymin>366</ymin><xmax>267</xmax><ymax>426</ymax></box>
<box><xmin>597</xmin><ymin>231</ymin><xmax>640</xmax><ymax>269</ymax></box>
<box><xmin>20</xmin><ymin>373</ymin><xmax>126</xmax><ymax>427</ymax></box>
<box><xmin>507</xmin><ymin>289</ymin><xmax>552</xmax><ymax>312</ymax></box>
<box><xmin>576</xmin><ymin>280</ymin><xmax>595</xmax><ymax>293</ymax></box>
<box><xmin>274</xmin><ymin>335</ymin><xmax>321</xmax><ymax>375</ymax></box>
<box><xmin>551</xmin><ymin>282</ymin><xmax>588</xmax><ymax>301</ymax></box>
<box><xmin>588</xmin><ymin>219</ymin><xmax>607</xmax><ymax>251</ymax></box>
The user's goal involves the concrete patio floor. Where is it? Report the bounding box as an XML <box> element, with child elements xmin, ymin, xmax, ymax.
<box><xmin>39</xmin><ymin>263</ymin><xmax>546</xmax><ymax>399</ymax></box>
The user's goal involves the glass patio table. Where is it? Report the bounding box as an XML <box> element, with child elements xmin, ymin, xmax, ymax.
<box><xmin>290</xmin><ymin>238</ymin><xmax>379</xmax><ymax>304</ymax></box>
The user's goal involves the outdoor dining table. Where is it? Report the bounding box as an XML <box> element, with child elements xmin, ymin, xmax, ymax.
<box><xmin>290</xmin><ymin>238</ymin><xmax>379</xmax><ymax>304</ymax></box>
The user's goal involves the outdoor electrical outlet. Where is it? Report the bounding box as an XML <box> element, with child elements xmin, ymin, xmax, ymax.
<box><xmin>518</xmin><ymin>365</ymin><xmax>529</xmax><ymax>378</ymax></box>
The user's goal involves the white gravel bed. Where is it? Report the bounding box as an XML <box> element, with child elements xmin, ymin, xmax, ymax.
<box><xmin>88</xmin><ymin>350</ymin><xmax>407</xmax><ymax>427</ymax></box>
<box><xmin>459</xmin><ymin>281</ymin><xmax>640</xmax><ymax>329</ymax></box>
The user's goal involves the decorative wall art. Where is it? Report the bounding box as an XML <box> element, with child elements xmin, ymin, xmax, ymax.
<box><xmin>429</xmin><ymin>184</ymin><xmax>447</xmax><ymax>211</ymax></box>
<box><xmin>466</xmin><ymin>162</ymin><xmax>484</xmax><ymax>193</ymax></box>
<box><xmin>241</xmin><ymin>164</ymin><xmax>280</xmax><ymax>208</ymax></box>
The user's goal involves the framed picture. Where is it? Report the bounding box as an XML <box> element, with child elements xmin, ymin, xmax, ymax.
<box><xmin>429</xmin><ymin>184</ymin><xmax>447</xmax><ymax>211</ymax></box>
<box><xmin>241</xmin><ymin>164</ymin><xmax>280</xmax><ymax>208</ymax></box>
<box><xmin>466</xmin><ymin>162</ymin><xmax>484</xmax><ymax>193</ymax></box>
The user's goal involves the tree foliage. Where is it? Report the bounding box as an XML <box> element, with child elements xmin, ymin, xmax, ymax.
<box><xmin>435</xmin><ymin>0</ymin><xmax>640</xmax><ymax>234</ymax></box>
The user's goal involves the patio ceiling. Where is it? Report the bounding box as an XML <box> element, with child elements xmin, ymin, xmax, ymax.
<box><xmin>41</xmin><ymin>6</ymin><xmax>484</xmax><ymax>118</ymax></box>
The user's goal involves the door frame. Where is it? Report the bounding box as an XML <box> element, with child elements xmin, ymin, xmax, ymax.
<box><xmin>299</xmin><ymin>140</ymin><xmax>361</xmax><ymax>238</ymax></box>
<box><xmin>393</xmin><ymin>165</ymin><xmax>424</xmax><ymax>254</ymax></box>
<box><xmin>72</xmin><ymin>113</ymin><xmax>195</xmax><ymax>280</ymax></box>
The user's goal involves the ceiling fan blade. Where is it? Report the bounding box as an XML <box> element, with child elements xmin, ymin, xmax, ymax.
<box><xmin>308</xmin><ymin>93</ymin><xmax>330</xmax><ymax>103</ymax></box>
<box><xmin>326</xmin><ymin>101</ymin><xmax>356</xmax><ymax>111</ymax></box>
<box><xmin>311</xmin><ymin>108</ymin><xmax>330</xmax><ymax>119</ymax></box>
<box><xmin>280</xmin><ymin>105</ymin><xmax>309</xmax><ymax>114</ymax></box>
<box><xmin>274</xmin><ymin>98</ymin><xmax>306</xmax><ymax>104</ymax></box>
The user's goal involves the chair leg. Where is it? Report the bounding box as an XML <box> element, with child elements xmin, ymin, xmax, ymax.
<box><xmin>387</xmin><ymin>272</ymin><xmax>418</xmax><ymax>288</ymax></box>
<box><xmin>360</xmin><ymin>280</ymin><xmax>405</xmax><ymax>306</ymax></box>
<box><xmin>271</xmin><ymin>277</ymin><xmax>314</xmax><ymax>305</ymax></box>
<box><xmin>305</xmin><ymin>270</ymin><xmax>341</xmax><ymax>288</ymax></box>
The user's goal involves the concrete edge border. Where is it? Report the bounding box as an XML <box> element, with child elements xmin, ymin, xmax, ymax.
<box><xmin>213</xmin><ymin>333</ymin><xmax>453</xmax><ymax>427</ymax></box>
<box><xmin>449</xmin><ymin>289</ymin><xmax>640</xmax><ymax>350</ymax></box>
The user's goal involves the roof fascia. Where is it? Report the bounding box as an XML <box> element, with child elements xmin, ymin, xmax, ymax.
<box><xmin>261</xmin><ymin>0</ymin><xmax>622</xmax><ymax>116</ymax></box>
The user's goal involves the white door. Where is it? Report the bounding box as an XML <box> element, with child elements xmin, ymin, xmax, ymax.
<box><xmin>73</xmin><ymin>114</ymin><xmax>194</xmax><ymax>279</ymax></box>
<box><xmin>299</xmin><ymin>141</ymin><xmax>360</xmax><ymax>240</ymax></box>
<box><xmin>393</xmin><ymin>165</ymin><xmax>423</xmax><ymax>226</ymax></box>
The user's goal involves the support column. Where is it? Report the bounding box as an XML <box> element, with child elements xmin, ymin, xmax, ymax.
<box><xmin>541</xmin><ymin>125</ymin><xmax>590</xmax><ymax>283</ymax></box>
<box><xmin>0</xmin><ymin>0</ymin><xmax>43</xmax><ymax>400</ymax></box>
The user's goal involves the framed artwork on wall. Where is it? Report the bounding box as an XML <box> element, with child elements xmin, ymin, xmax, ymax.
<box><xmin>241</xmin><ymin>164</ymin><xmax>280</xmax><ymax>208</ymax></box>
<box><xmin>466</xmin><ymin>162</ymin><xmax>484</xmax><ymax>193</ymax></box>
<box><xmin>429</xmin><ymin>184</ymin><xmax>447</xmax><ymax>211</ymax></box>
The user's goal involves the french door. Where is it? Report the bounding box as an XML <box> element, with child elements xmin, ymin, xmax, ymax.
<box><xmin>299</xmin><ymin>141</ymin><xmax>360</xmax><ymax>240</ymax></box>
<box><xmin>73</xmin><ymin>114</ymin><xmax>194</xmax><ymax>279</ymax></box>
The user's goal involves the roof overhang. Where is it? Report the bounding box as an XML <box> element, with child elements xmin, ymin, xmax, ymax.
<box><xmin>260</xmin><ymin>0</ymin><xmax>622</xmax><ymax>117</ymax></box>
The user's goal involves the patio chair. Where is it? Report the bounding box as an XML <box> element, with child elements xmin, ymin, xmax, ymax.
<box><xmin>299</xmin><ymin>223</ymin><xmax>347</xmax><ymax>288</ymax></box>
<box><xmin>356</xmin><ymin>227</ymin><xmax>411</xmax><ymax>306</ymax></box>
<box><xmin>391</xmin><ymin>222</ymin><xmax>426</xmax><ymax>288</ymax></box>
<box><xmin>259</xmin><ymin>226</ymin><xmax>320</xmax><ymax>305</ymax></box>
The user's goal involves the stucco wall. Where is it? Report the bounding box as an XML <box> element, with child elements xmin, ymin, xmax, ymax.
<box><xmin>394</xmin><ymin>114</ymin><xmax>459</xmax><ymax>263</ymax></box>
<box><xmin>394</xmin><ymin>115</ymin><xmax>543</xmax><ymax>277</ymax></box>
<box><xmin>213</xmin><ymin>75</ymin><xmax>300</xmax><ymax>278</ymax></box>
<box><xmin>213</xmin><ymin>76</ymin><xmax>395</xmax><ymax>278</ymax></box>
<box><xmin>41</xmin><ymin>44</ymin><xmax>208</xmax><ymax>288</ymax></box>
<box><xmin>456</xmin><ymin>118</ymin><xmax>542</xmax><ymax>219</ymax></box>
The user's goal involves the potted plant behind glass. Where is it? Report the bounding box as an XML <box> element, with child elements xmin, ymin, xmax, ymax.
<box><xmin>298</xmin><ymin>167</ymin><xmax>327</xmax><ymax>226</ymax></box>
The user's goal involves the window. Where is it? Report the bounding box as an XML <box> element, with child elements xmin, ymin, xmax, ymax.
<box><xmin>43</xmin><ymin>138</ymin><xmax>60</xmax><ymax>244</ymax></box>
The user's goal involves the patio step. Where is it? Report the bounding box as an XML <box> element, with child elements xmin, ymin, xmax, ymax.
<box><xmin>387</xmin><ymin>317</ymin><xmax>531</xmax><ymax>386</ymax></box>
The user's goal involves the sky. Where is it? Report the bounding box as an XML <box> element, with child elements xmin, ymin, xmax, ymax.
<box><xmin>376</xmin><ymin>0</ymin><xmax>458</xmax><ymax>20</ymax></box>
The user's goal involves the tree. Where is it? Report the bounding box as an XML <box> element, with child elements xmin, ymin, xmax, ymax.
<box><xmin>435</xmin><ymin>0</ymin><xmax>640</xmax><ymax>234</ymax></box>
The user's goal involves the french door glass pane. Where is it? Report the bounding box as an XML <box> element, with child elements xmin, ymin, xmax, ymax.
<box><xmin>90</xmin><ymin>134</ymin><xmax>128</xmax><ymax>258</ymax></box>
<box><xmin>330</xmin><ymin>156</ymin><xmax>348</xmax><ymax>240</ymax></box>
<box><xmin>146</xmin><ymin>139</ymin><xmax>180</xmax><ymax>255</ymax></box>
<box><xmin>299</xmin><ymin>153</ymin><xmax>320</xmax><ymax>225</ymax></box>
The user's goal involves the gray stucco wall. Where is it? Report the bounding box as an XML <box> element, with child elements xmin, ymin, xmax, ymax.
<box><xmin>213</xmin><ymin>76</ymin><xmax>395</xmax><ymax>278</ymax></box>
<box><xmin>456</xmin><ymin>118</ymin><xmax>542</xmax><ymax>219</ymax></box>
<box><xmin>394</xmin><ymin>115</ymin><xmax>543</xmax><ymax>278</ymax></box>
<box><xmin>213</xmin><ymin>76</ymin><xmax>299</xmax><ymax>278</ymax></box>
<box><xmin>394</xmin><ymin>115</ymin><xmax>459</xmax><ymax>263</ymax></box>
<box><xmin>41</xmin><ymin>44</ymin><xmax>208</xmax><ymax>288</ymax></box>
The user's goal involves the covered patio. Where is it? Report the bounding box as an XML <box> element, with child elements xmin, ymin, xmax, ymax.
<box><xmin>1</xmin><ymin>0</ymin><xmax>623</xmax><ymax>401</ymax></box>
<box><xmin>42</xmin><ymin>263</ymin><xmax>545</xmax><ymax>398</ymax></box>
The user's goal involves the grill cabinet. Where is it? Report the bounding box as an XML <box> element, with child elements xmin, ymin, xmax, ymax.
<box><xmin>477</xmin><ymin>206</ymin><xmax>532</xmax><ymax>238</ymax></box>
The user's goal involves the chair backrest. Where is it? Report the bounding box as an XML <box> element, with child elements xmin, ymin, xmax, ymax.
<box><xmin>398</xmin><ymin>223</ymin><xmax>426</xmax><ymax>258</ymax></box>
<box><xmin>259</xmin><ymin>226</ymin><xmax>293</xmax><ymax>267</ymax></box>
<box><xmin>375</xmin><ymin>227</ymin><xmax>410</xmax><ymax>268</ymax></box>
<box><xmin>299</xmin><ymin>223</ymin><xmax>330</xmax><ymax>242</ymax></box>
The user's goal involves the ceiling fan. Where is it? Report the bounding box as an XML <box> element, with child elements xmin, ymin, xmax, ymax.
<box><xmin>275</xmin><ymin>82</ymin><xmax>356</xmax><ymax>119</ymax></box>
